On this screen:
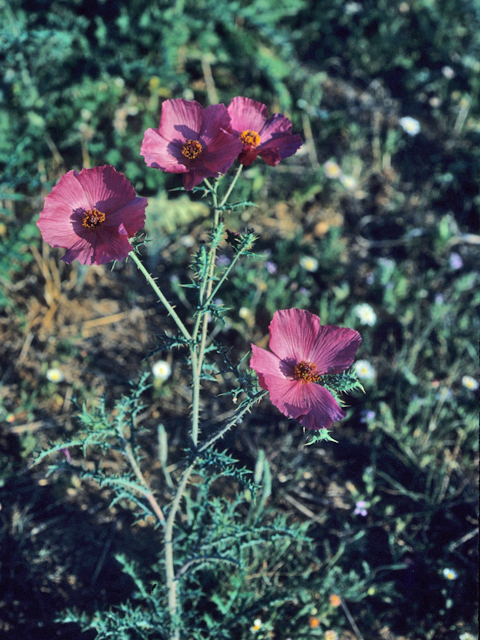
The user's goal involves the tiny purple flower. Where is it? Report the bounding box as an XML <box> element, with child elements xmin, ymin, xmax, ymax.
<box><xmin>354</xmin><ymin>500</ymin><xmax>368</xmax><ymax>516</ymax></box>
<box><xmin>449</xmin><ymin>252</ymin><xmax>463</xmax><ymax>270</ymax></box>
<box><xmin>61</xmin><ymin>448</ymin><xmax>72</xmax><ymax>463</ymax></box>
<box><xmin>216</xmin><ymin>255</ymin><xmax>231</xmax><ymax>267</ymax></box>
<box><xmin>360</xmin><ymin>410</ymin><xmax>376</xmax><ymax>423</ymax></box>
<box><xmin>265</xmin><ymin>260</ymin><xmax>277</xmax><ymax>275</ymax></box>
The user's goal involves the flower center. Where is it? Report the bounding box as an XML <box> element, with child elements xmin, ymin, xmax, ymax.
<box><xmin>82</xmin><ymin>208</ymin><xmax>106</xmax><ymax>230</ymax></box>
<box><xmin>240</xmin><ymin>129</ymin><xmax>261</xmax><ymax>148</ymax></box>
<box><xmin>181</xmin><ymin>139</ymin><xmax>203</xmax><ymax>160</ymax></box>
<box><xmin>293</xmin><ymin>360</ymin><xmax>322</xmax><ymax>384</ymax></box>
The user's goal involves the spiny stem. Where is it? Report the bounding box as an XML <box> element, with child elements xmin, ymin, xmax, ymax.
<box><xmin>340</xmin><ymin>596</ymin><xmax>365</xmax><ymax>640</ymax></box>
<box><xmin>198</xmin><ymin>390</ymin><xmax>268</xmax><ymax>453</ymax></box>
<box><xmin>130</xmin><ymin>244</ymin><xmax>195</xmax><ymax>637</ymax></box>
<box><xmin>190</xmin><ymin>347</ymin><xmax>200</xmax><ymax>447</ymax></box>
<box><xmin>219</xmin><ymin>164</ymin><xmax>243</xmax><ymax>208</ymax></box>
<box><xmin>123</xmin><ymin>444</ymin><xmax>166</xmax><ymax>525</ymax></box>
<box><xmin>164</xmin><ymin>463</ymin><xmax>195</xmax><ymax>638</ymax></box>
<box><xmin>204</xmin><ymin>241</ymin><xmax>248</xmax><ymax>308</ymax></box>
<box><xmin>132</xmin><ymin>169</ymin><xmax>243</xmax><ymax>639</ymax></box>
<box><xmin>129</xmin><ymin>249</ymin><xmax>192</xmax><ymax>344</ymax></box>
<box><xmin>196</xmin><ymin>208</ymin><xmax>220</xmax><ymax>378</ymax></box>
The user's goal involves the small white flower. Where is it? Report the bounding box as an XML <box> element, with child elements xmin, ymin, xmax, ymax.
<box><xmin>80</xmin><ymin>108</ymin><xmax>92</xmax><ymax>121</ymax></box>
<box><xmin>345</xmin><ymin>1</ymin><xmax>362</xmax><ymax>14</ymax></box>
<box><xmin>459</xmin><ymin>633</ymin><xmax>476</xmax><ymax>640</ymax></box>
<box><xmin>152</xmin><ymin>360</ymin><xmax>172</xmax><ymax>382</ymax></box>
<box><xmin>354</xmin><ymin>303</ymin><xmax>377</xmax><ymax>326</ymax></box>
<box><xmin>399</xmin><ymin>116</ymin><xmax>421</xmax><ymax>136</ymax></box>
<box><xmin>340</xmin><ymin>174</ymin><xmax>357</xmax><ymax>190</ymax></box>
<box><xmin>442</xmin><ymin>567</ymin><xmax>458</xmax><ymax>580</ymax></box>
<box><xmin>239</xmin><ymin>307</ymin><xmax>251</xmax><ymax>320</ymax></box>
<box><xmin>300</xmin><ymin>256</ymin><xmax>319</xmax><ymax>272</ymax></box>
<box><xmin>251</xmin><ymin>618</ymin><xmax>262</xmax><ymax>632</ymax></box>
<box><xmin>442</xmin><ymin>66</ymin><xmax>455</xmax><ymax>79</ymax></box>
<box><xmin>324</xmin><ymin>160</ymin><xmax>342</xmax><ymax>179</ymax></box>
<box><xmin>462</xmin><ymin>375</ymin><xmax>478</xmax><ymax>391</ymax></box>
<box><xmin>355</xmin><ymin>360</ymin><xmax>375</xmax><ymax>380</ymax></box>
<box><xmin>46</xmin><ymin>368</ymin><xmax>64</xmax><ymax>383</ymax></box>
<box><xmin>180</xmin><ymin>234</ymin><xmax>195</xmax><ymax>248</ymax></box>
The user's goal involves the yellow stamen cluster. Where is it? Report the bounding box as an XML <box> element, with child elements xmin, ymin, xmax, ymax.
<box><xmin>240</xmin><ymin>129</ymin><xmax>261</xmax><ymax>147</ymax></box>
<box><xmin>293</xmin><ymin>360</ymin><xmax>322</xmax><ymax>384</ymax></box>
<box><xmin>82</xmin><ymin>208</ymin><xmax>106</xmax><ymax>230</ymax></box>
<box><xmin>181</xmin><ymin>139</ymin><xmax>203</xmax><ymax>159</ymax></box>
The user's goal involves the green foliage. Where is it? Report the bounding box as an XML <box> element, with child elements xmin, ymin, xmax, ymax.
<box><xmin>33</xmin><ymin>374</ymin><xmax>158</xmax><ymax>524</ymax></box>
<box><xmin>215</xmin><ymin>227</ymin><xmax>346</xmax><ymax>326</ymax></box>
<box><xmin>188</xmin><ymin>448</ymin><xmax>256</xmax><ymax>492</ymax></box>
<box><xmin>0</xmin><ymin>199</ymin><xmax>37</xmax><ymax>310</ymax></box>
<box><xmin>37</xmin><ymin>376</ymin><xmax>318</xmax><ymax>639</ymax></box>
<box><xmin>1</xmin><ymin>0</ymin><xmax>306</xmax><ymax>196</ymax></box>
<box><xmin>295</xmin><ymin>0</ymin><xmax>480</xmax><ymax>102</ymax></box>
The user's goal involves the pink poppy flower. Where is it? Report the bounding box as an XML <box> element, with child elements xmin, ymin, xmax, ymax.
<box><xmin>37</xmin><ymin>165</ymin><xmax>147</xmax><ymax>266</ymax></box>
<box><xmin>227</xmin><ymin>96</ymin><xmax>302</xmax><ymax>167</ymax></box>
<box><xmin>250</xmin><ymin>309</ymin><xmax>361</xmax><ymax>430</ymax></box>
<box><xmin>140</xmin><ymin>99</ymin><xmax>243</xmax><ymax>190</ymax></box>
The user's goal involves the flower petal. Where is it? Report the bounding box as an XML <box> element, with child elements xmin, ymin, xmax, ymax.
<box><xmin>268</xmin><ymin>309</ymin><xmax>322</xmax><ymax>363</ymax></box>
<box><xmin>261</xmin><ymin>374</ymin><xmax>346</xmax><ymax>430</ymax></box>
<box><xmin>257</xmin><ymin>146</ymin><xmax>282</xmax><ymax>167</ymax></box>
<box><xmin>61</xmin><ymin>234</ymin><xmax>96</xmax><ymax>265</ymax></box>
<box><xmin>105</xmin><ymin>196</ymin><xmax>148</xmax><ymax>236</ymax></box>
<box><xmin>91</xmin><ymin>227</ymin><xmax>133</xmax><ymax>264</ymax></box>
<box><xmin>158</xmin><ymin>99</ymin><xmax>203</xmax><ymax>144</ymax></box>
<box><xmin>250</xmin><ymin>344</ymin><xmax>294</xmax><ymax>389</ymax></box>
<box><xmin>309</xmin><ymin>325</ymin><xmax>362</xmax><ymax>374</ymax></box>
<box><xmin>37</xmin><ymin>170</ymin><xmax>89</xmax><ymax>245</ymax></box>
<box><xmin>181</xmin><ymin>163</ymin><xmax>218</xmax><ymax>190</ymax></box>
<box><xmin>238</xmin><ymin>148</ymin><xmax>259</xmax><ymax>166</ymax></box>
<box><xmin>258</xmin><ymin>113</ymin><xmax>294</xmax><ymax>139</ymax></box>
<box><xmin>288</xmin><ymin>384</ymin><xmax>346</xmax><ymax>430</ymax></box>
<box><xmin>76</xmin><ymin>165</ymin><xmax>136</xmax><ymax>215</ymax></box>
<box><xmin>199</xmin><ymin>104</ymin><xmax>233</xmax><ymax>146</ymax></box>
<box><xmin>141</xmin><ymin>127</ymin><xmax>189</xmax><ymax>173</ymax></box>
<box><xmin>227</xmin><ymin>97</ymin><xmax>269</xmax><ymax>135</ymax></box>
<box><xmin>258</xmin><ymin>133</ymin><xmax>303</xmax><ymax>166</ymax></box>
<box><xmin>261</xmin><ymin>374</ymin><xmax>305</xmax><ymax>416</ymax></box>
<box><xmin>61</xmin><ymin>227</ymin><xmax>132</xmax><ymax>265</ymax></box>
<box><xmin>201</xmin><ymin>129</ymin><xmax>243</xmax><ymax>174</ymax></box>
